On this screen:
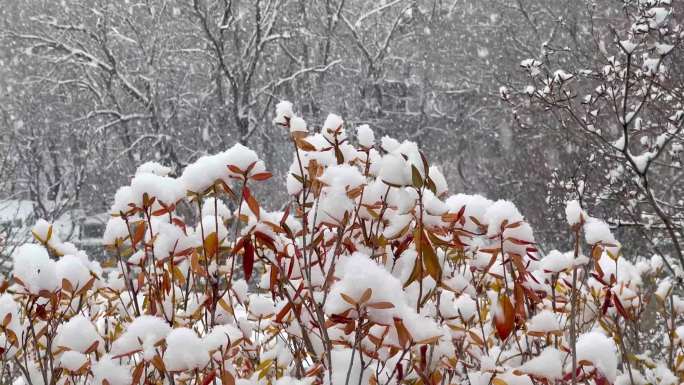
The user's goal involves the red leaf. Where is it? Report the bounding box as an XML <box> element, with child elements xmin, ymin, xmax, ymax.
<box><xmin>613</xmin><ymin>295</ymin><xmax>630</xmax><ymax>320</ymax></box>
<box><xmin>152</xmin><ymin>203</ymin><xmax>175</xmax><ymax>216</ymax></box>
<box><xmin>595</xmin><ymin>372</ymin><xmax>612</xmax><ymax>385</ymax></box>
<box><xmin>275</xmin><ymin>301</ymin><xmax>292</xmax><ymax>323</ymax></box>
<box><xmin>201</xmin><ymin>370</ymin><xmax>217</xmax><ymax>385</ymax></box>
<box><xmin>513</xmin><ymin>281</ymin><xmax>526</xmax><ymax>322</ymax></box>
<box><xmin>250</xmin><ymin>172</ymin><xmax>272</xmax><ymax>181</ymax></box>
<box><xmin>227</xmin><ymin>165</ymin><xmax>243</xmax><ymax>175</ymax></box>
<box><xmin>254</xmin><ymin>231</ymin><xmax>276</xmax><ymax>251</ymax></box>
<box><xmin>494</xmin><ymin>294</ymin><xmax>515</xmax><ymax>340</ymax></box>
<box><xmin>172</xmin><ymin>218</ymin><xmax>187</xmax><ymax>233</ymax></box>
<box><xmin>243</xmin><ymin>238</ymin><xmax>254</xmax><ymax>281</ymax></box>
<box><xmin>601</xmin><ymin>290</ymin><xmax>612</xmax><ymax>315</ymax></box>
<box><xmin>562</xmin><ymin>367</ymin><xmax>583</xmax><ymax>382</ymax></box>
<box><xmin>231</xmin><ymin>237</ymin><xmax>246</xmax><ymax>255</ymax></box>
<box><xmin>280</xmin><ymin>205</ymin><xmax>290</xmax><ymax>227</ymax></box>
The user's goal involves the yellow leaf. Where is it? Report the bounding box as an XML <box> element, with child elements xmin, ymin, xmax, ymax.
<box><xmin>204</xmin><ymin>232</ymin><xmax>219</xmax><ymax>258</ymax></box>
<box><xmin>468</xmin><ymin>330</ymin><xmax>485</xmax><ymax>346</ymax></box>
<box><xmin>172</xmin><ymin>265</ymin><xmax>186</xmax><ymax>286</ymax></box>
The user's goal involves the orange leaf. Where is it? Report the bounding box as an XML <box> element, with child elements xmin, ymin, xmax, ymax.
<box><xmin>368</xmin><ymin>302</ymin><xmax>395</xmax><ymax>309</ymax></box>
<box><xmin>394</xmin><ymin>318</ymin><xmax>411</xmax><ymax>347</ymax></box>
<box><xmin>275</xmin><ymin>301</ymin><xmax>293</xmax><ymax>323</ymax></box>
<box><xmin>132</xmin><ymin>362</ymin><xmax>144</xmax><ymax>385</ymax></box>
<box><xmin>359</xmin><ymin>288</ymin><xmax>373</xmax><ymax>304</ymax></box>
<box><xmin>295</xmin><ymin>138</ymin><xmax>316</xmax><ymax>151</ymax></box>
<box><xmin>131</xmin><ymin>221</ymin><xmax>146</xmax><ymax>248</ymax></box>
<box><xmin>340</xmin><ymin>292</ymin><xmax>357</xmax><ymax>306</ymax></box>
<box><xmin>61</xmin><ymin>278</ymin><xmax>74</xmax><ymax>293</ymax></box>
<box><xmin>442</xmin><ymin>206</ymin><xmax>466</xmax><ymax>223</ymax></box>
<box><xmin>2</xmin><ymin>313</ymin><xmax>11</xmax><ymax>327</ymax></box>
<box><xmin>243</xmin><ymin>186</ymin><xmax>260</xmax><ymax>219</ymax></box>
<box><xmin>221</xmin><ymin>371</ymin><xmax>235</xmax><ymax>385</ymax></box>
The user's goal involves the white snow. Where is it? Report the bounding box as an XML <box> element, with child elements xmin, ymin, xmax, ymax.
<box><xmin>576</xmin><ymin>331</ymin><xmax>618</xmax><ymax>383</ymax></box>
<box><xmin>92</xmin><ymin>356</ymin><xmax>131</xmax><ymax>385</ymax></box>
<box><xmin>136</xmin><ymin>161</ymin><xmax>172</xmax><ymax>176</ymax></box>
<box><xmin>526</xmin><ymin>310</ymin><xmax>561</xmax><ymax>334</ymax></box>
<box><xmin>454</xmin><ymin>293</ymin><xmax>477</xmax><ymax>321</ymax></box>
<box><xmin>274</xmin><ymin>100</ymin><xmax>294</xmax><ymax>126</ymax></box>
<box><xmin>180</xmin><ymin>143</ymin><xmax>265</xmax><ymax>193</ymax></box>
<box><xmin>12</xmin><ymin>244</ymin><xmax>58</xmax><ymax>294</ymax></box>
<box><xmin>203</xmin><ymin>324</ymin><xmax>244</xmax><ymax>352</ymax></box>
<box><xmin>378</xmin><ymin>153</ymin><xmax>409</xmax><ymax>186</ymax></box>
<box><xmin>58</xmin><ymin>351</ymin><xmax>88</xmax><ymax>372</ymax></box>
<box><xmin>130</xmin><ymin>173</ymin><xmax>184</xmax><ymax>206</ymax></box>
<box><xmin>356</xmin><ymin>124</ymin><xmax>375</xmax><ymax>148</ymax></box>
<box><xmin>201</xmin><ymin>197</ymin><xmax>233</xmax><ymax>220</ymax></box>
<box><xmin>163</xmin><ymin>328</ymin><xmax>210</xmax><ymax>372</ymax></box>
<box><xmin>584</xmin><ymin>217</ymin><xmax>619</xmax><ymax>250</ymax></box>
<box><xmin>55</xmin><ymin>314</ymin><xmax>102</xmax><ymax>353</ymax></box>
<box><xmin>290</xmin><ymin>116</ymin><xmax>308</xmax><ymax>133</ymax></box>
<box><xmin>484</xmin><ymin>200</ymin><xmax>524</xmax><ymax>237</ymax></box>
<box><xmin>565</xmin><ymin>200</ymin><xmax>585</xmax><ymax>226</ymax></box>
<box><xmin>322</xmin><ymin>113</ymin><xmax>345</xmax><ymax>142</ymax></box>
<box><xmin>319</xmin><ymin>164</ymin><xmax>365</xmax><ymax>191</ymax></box>
<box><xmin>110</xmin><ymin>315</ymin><xmax>171</xmax><ymax>359</ymax></box>
<box><xmin>380</xmin><ymin>136</ymin><xmax>401</xmax><ymax>152</ymax></box>
<box><xmin>540</xmin><ymin>250</ymin><xmax>572</xmax><ymax>273</ymax></box>
<box><xmin>248</xmin><ymin>294</ymin><xmax>275</xmax><ymax>318</ymax></box>
<box><xmin>518</xmin><ymin>347</ymin><xmax>563</xmax><ymax>379</ymax></box>
<box><xmin>102</xmin><ymin>217</ymin><xmax>129</xmax><ymax>245</ymax></box>
<box><xmin>56</xmin><ymin>255</ymin><xmax>92</xmax><ymax>290</ymax></box>
<box><xmin>428</xmin><ymin>166</ymin><xmax>448</xmax><ymax>196</ymax></box>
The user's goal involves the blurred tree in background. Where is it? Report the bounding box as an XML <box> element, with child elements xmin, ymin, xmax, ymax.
<box><xmin>1</xmin><ymin>0</ymin><xmax>681</xmax><ymax>261</ymax></box>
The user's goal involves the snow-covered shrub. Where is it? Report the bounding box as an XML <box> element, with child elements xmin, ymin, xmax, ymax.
<box><xmin>0</xmin><ymin>103</ymin><xmax>681</xmax><ymax>385</ymax></box>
